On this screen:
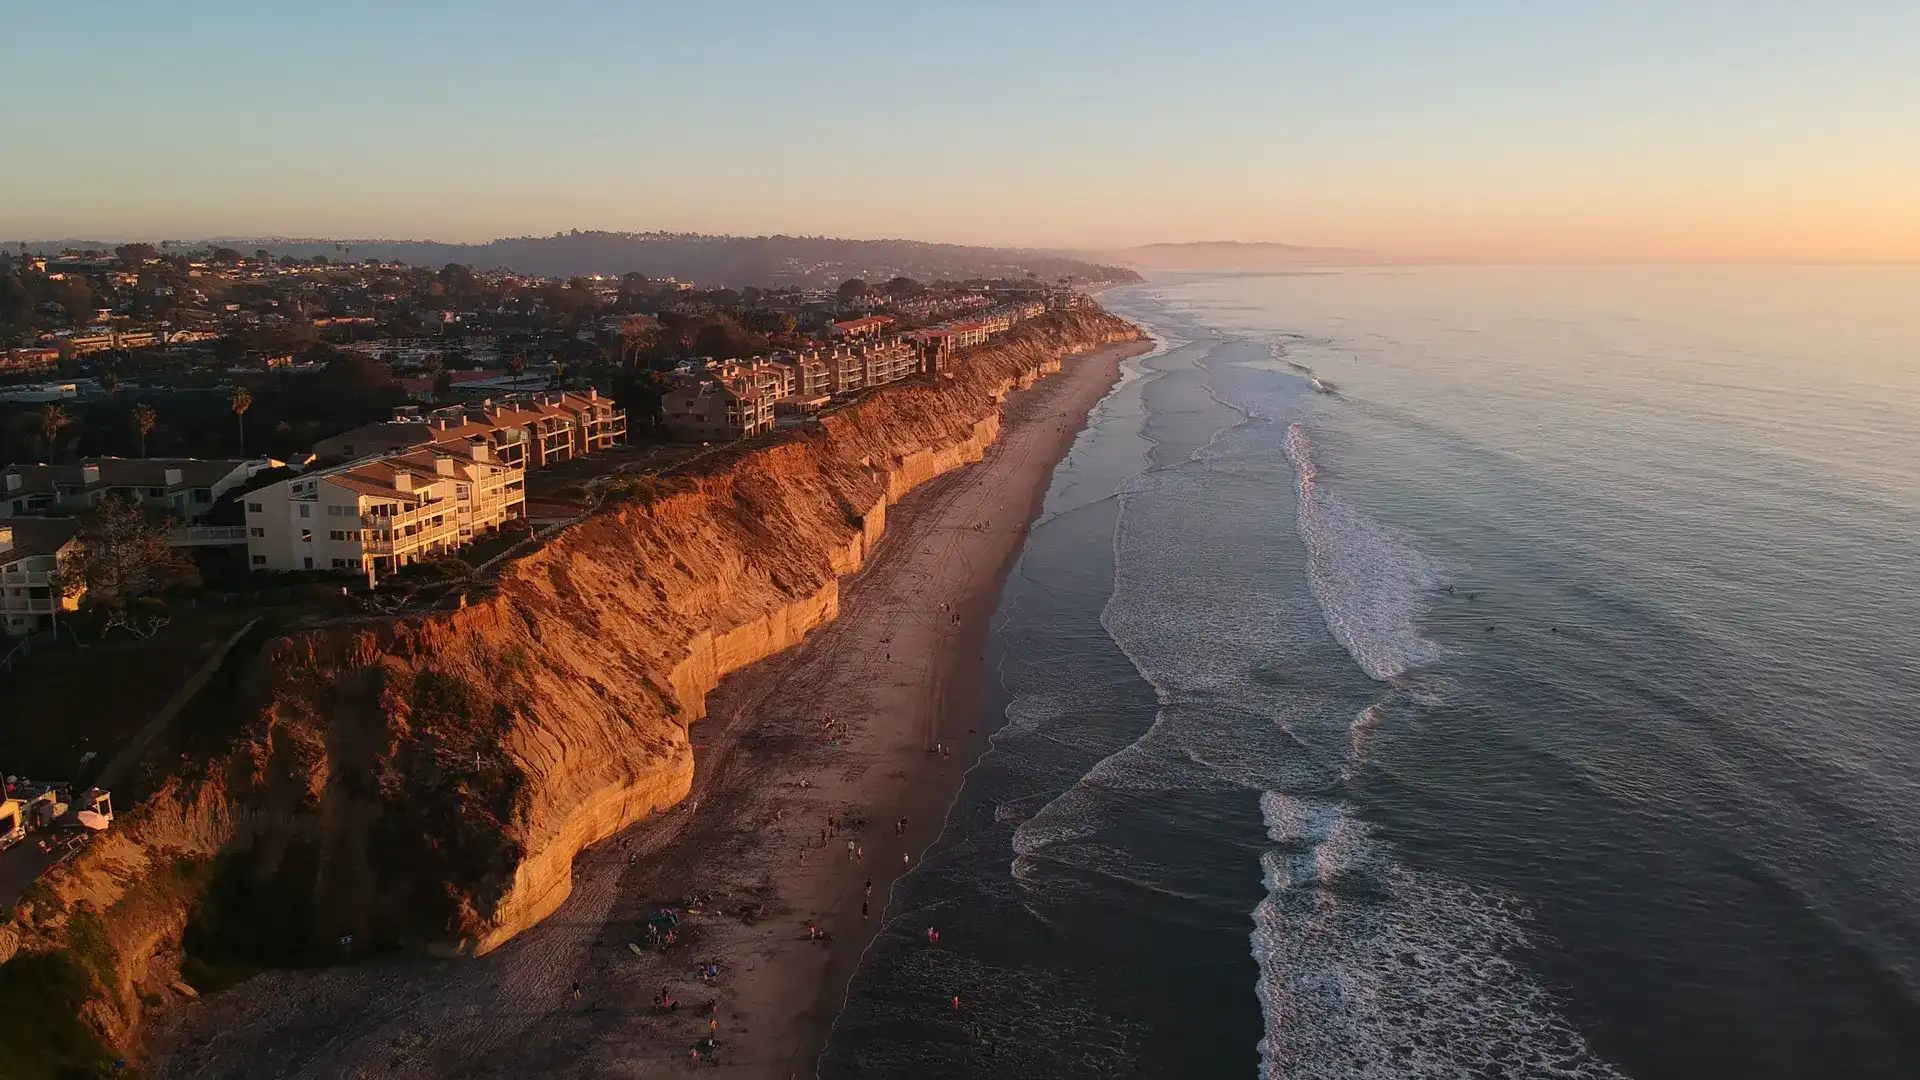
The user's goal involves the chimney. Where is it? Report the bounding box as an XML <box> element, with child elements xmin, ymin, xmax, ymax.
<box><xmin>0</xmin><ymin>525</ymin><xmax>12</xmax><ymax>554</ymax></box>
<box><xmin>435</xmin><ymin>456</ymin><xmax>455</xmax><ymax>476</ymax></box>
<box><xmin>164</xmin><ymin>467</ymin><xmax>183</xmax><ymax>486</ymax></box>
<box><xmin>82</xmin><ymin>464</ymin><xmax>100</xmax><ymax>485</ymax></box>
<box><xmin>4</xmin><ymin>473</ymin><xmax>19</xmax><ymax>492</ymax></box>
<box><xmin>471</xmin><ymin>443</ymin><xmax>491</xmax><ymax>463</ymax></box>
<box><xmin>394</xmin><ymin>472</ymin><xmax>413</xmax><ymax>493</ymax></box>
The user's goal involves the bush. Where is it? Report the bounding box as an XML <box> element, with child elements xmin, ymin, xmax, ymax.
<box><xmin>0</xmin><ymin>952</ymin><xmax>117</xmax><ymax>1080</ymax></box>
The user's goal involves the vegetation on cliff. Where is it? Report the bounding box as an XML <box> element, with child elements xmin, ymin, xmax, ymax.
<box><xmin>0</xmin><ymin>308</ymin><xmax>1141</xmax><ymax>1065</ymax></box>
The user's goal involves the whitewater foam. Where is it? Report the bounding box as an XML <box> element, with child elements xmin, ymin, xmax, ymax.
<box><xmin>1253</xmin><ymin>792</ymin><xmax>1628</xmax><ymax>1080</ymax></box>
<box><xmin>1284</xmin><ymin>423</ymin><xmax>1445</xmax><ymax>682</ymax></box>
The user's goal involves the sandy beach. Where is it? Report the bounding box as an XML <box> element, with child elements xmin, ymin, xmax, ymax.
<box><xmin>150</xmin><ymin>338</ymin><xmax>1149</xmax><ymax>1079</ymax></box>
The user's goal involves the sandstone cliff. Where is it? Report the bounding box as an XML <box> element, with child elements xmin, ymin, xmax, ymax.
<box><xmin>3</xmin><ymin>309</ymin><xmax>1140</xmax><ymax>1057</ymax></box>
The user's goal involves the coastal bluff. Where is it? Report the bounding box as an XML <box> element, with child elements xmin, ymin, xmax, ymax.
<box><xmin>5</xmin><ymin>309</ymin><xmax>1140</xmax><ymax>1056</ymax></box>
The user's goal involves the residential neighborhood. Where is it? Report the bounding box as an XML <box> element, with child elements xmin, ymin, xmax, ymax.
<box><xmin>0</xmin><ymin>243</ymin><xmax>1098</xmax><ymax>621</ymax></box>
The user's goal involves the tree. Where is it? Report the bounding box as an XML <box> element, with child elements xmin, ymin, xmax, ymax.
<box><xmin>115</xmin><ymin>242</ymin><xmax>159</xmax><ymax>267</ymax></box>
<box><xmin>692</xmin><ymin>316</ymin><xmax>765</xmax><ymax>360</ymax></box>
<box><xmin>100</xmin><ymin>369</ymin><xmax>120</xmax><ymax>399</ymax></box>
<box><xmin>229</xmin><ymin>384</ymin><xmax>252</xmax><ymax>454</ymax></box>
<box><xmin>507</xmin><ymin>356</ymin><xmax>526</xmax><ymax>376</ymax></box>
<box><xmin>740</xmin><ymin>308</ymin><xmax>796</xmax><ymax>336</ymax></box>
<box><xmin>132</xmin><ymin>403</ymin><xmax>157</xmax><ymax>457</ymax></box>
<box><xmin>66</xmin><ymin>494</ymin><xmax>199</xmax><ymax>602</ymax></box>
<box><xmin>433</xmin><ymin>371</ymin><xmax>454</xmax><ymax>399</ymax></box>
<box><xmin>884</xmin><ymin>276</ymin><xmax>925</xmax><ymax>300</ymax></box>
<box><xmin>39</xmin><ymin>402</ymin><xmax>68</xmax><ymax>458</ymax></box>
<box><xmin>617</xmin><ymin>315</ymin><xmax>656</xmax><ymax>368</ymax></box>
<box><xmin>836</xmin><ymin>278</ymin><xmax>870</xmax><ymax>303</ymax></box>
<box><xmin>211</xmin><ymin>247</ymin><xmax>244</xmax><ymax>266</ymax></box>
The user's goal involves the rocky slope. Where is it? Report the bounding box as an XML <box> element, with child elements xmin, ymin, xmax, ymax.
<box><xmin>1</xmin><ymin>308</ymin><xmax>1140</xmax><ymax>1060</ymax></box>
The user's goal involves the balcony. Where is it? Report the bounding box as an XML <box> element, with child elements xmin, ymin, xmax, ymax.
<box><xmin>360</xmin><ymin>515</ymin><xmax>460</xmax><ymax>555</ymax></box>
<box><xmin>0</xmin><ymin>570</ymin><xmax>54</xmax><ymax>588</ymax></box>
<box><xmin>167</xmin><ymin>525</ymin><xmax>250</xmax><ymax>547</ymax></box>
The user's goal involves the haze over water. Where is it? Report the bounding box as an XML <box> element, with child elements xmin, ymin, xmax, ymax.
<box><xmin>823</xmin><ymin>265</ymin><xmax>1920</xmax><ymax>1078</ymax></box>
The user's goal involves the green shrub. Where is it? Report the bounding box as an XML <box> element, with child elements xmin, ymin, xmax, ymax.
<box><xmin>0</xmin><ymin>951</ymin><xmax>117</xmax><ymax>1080</ymax></box>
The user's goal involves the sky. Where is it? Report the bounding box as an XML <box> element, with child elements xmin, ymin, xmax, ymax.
<box><xmin>2</xmin><ymin>1</ymin><xmax>1917</xmax><ymax>261</ymax></box>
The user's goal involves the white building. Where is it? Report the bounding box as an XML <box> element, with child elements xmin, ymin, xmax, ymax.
<box><xmin>244</xmin><ymin>442</ymin><xmax>524</xmax><ymax>584</ymax></box>
<box><xmin>0</xmin><ymin>520</ymin><xmax>81</xmax><ymax>636</ymax></box>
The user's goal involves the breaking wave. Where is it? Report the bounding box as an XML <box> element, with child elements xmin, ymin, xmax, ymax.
<box><xmin>1284</xmin><ymin>423</ymin><xmax>1444</xmax><ymax>682</ymax></box>
<box><xmin>1254</xmin><ymin>792</ymin><xmax>1628</xmax><ymax>1080</ymax></box>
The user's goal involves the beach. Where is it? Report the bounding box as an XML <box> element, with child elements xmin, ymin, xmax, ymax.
<box><xmin>150</xmin><ymin>337</ymin><xmax>1149</xmax><ymax>1079</ymax></box>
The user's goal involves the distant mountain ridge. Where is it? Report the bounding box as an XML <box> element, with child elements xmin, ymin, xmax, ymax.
<box><xmin>6</xmin><ymin>231</ymin><xmax>1141</xmax><ymax>289</ymax></box>
<box><xmin>1108</xmin><ymin>240</ymin><xmax>1379</xmax><ymax>268</ymax></box>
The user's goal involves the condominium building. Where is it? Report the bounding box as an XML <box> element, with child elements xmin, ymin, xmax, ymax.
<box><xmin>313</xmin><ymin>390</ymin><xmax>626</xmax><ymax>470</ymax></box>
<box><xmin>1</xmin><ymin>519</ymin><xmax>81</xmax><ymax>636</ymax></box>
<box><xmin>660</xmin><ymin>377</ymin><xmax>776</xmax><ymax>442</ymax></box>
<box><xmin>244</xmin><ymin>441</ymin><xmax>524</xmax><ymax>583</ymax></box>
<box><xmin>1</xmin><ymin>458</ymin><xmax>265</xmax><ymax>520</ymax></box>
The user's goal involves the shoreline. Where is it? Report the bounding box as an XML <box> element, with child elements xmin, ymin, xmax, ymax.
<box><xmin>145</xmin><ymin>336</ymin><xmax>1148</xmax><ymax>1079</ymax></box>
<box><xmin>667</xmin><ymin>336</ymin><xmax>1150</xmax><ymax>1075</ymax></box>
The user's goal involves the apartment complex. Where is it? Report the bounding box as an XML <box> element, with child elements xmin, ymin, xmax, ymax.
<box><xmin>244</xmin><ymin>439</ymin><xmax>523</xmax><ymax>582</ymax></box>
<box><xmin>657</xmin><ymin>340</ymin><xmax>920</xmax><ymax>442</ymax></box>
<box><xmin>0</xmin><ymin>348</ymin><xmax>60</xmax><ymax>374</ymax></box>
<box><xmin>1</xmin><ymin>519</ymin><xmax>81</xmax><ymax>636</ymax></box>
<box><xmin>314</xmin><ymin>390</ymin><xmax>627</xmax><ymax>469</ymax></box>
<box><xmin>1</xmin><ymin>458</ymin><xmax>265</xmax><ymax>520</ymax></box>
<box><xmin>905</xmin><ymin>300</ymin><xmax>1048</xmax><ymax>371</ymax></box>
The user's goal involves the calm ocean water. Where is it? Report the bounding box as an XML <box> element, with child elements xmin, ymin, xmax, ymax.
<box><xmin>820</xmin><ymin>266</ymin><xmax>1920</xmax><ymax>1079</ymax></box>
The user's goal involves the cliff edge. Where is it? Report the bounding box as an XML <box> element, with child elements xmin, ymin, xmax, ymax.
<box><xmin>2</xmin><ymin>309</ymin><xmax>1141</xmax><ymax>1061</ymax></box>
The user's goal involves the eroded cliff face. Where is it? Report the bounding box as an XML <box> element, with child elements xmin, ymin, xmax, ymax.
<box><xmin>6</xmin><ymin>310</ymin><xmax>1139</xmax><ymax>1052</ymax></box>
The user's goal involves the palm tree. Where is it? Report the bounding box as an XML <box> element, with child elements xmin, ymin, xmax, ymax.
<box><xmin>617</xmin><ymin>314</ymin><xmax>654</xmax><ymax>371</ymax></box>
<box><xmin>229</xmin><ymin>385</ymin><xmax>253</xmax><ymax>455</ymax></box>
<box><xmin>100</xmin><ymin>369</ymin><xmax>120</xmax><ymax>399</ymax></box>
<box><xmin>132</xmin><ymin>403</ymin><xmax>157</xmax><ymax>457</ymax></box>
<box><xmin>38</xmin><ymin>403</ymin><xmax>69</xmax><ymax>459</ymax></box>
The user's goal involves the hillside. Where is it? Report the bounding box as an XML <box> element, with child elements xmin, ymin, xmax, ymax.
<box><xmin>15</xmin><ymin>233</ymin><xmax>1145</xmax><ymax>289</ymax></box>
<box><xmin>0</xmin><ymin>308</ymin><xmax>1142</xmax><ymax>1070</ymax></box>
<box><xmin>1108</xmin><ymin>240</ymin><xmax>1378</xmax><ymax>268</ymax></box>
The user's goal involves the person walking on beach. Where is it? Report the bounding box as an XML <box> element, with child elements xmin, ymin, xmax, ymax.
<box><xmin>847</xmin><ymin>838</ymin><xmax>856</xmax><ymax>859</ymax></box>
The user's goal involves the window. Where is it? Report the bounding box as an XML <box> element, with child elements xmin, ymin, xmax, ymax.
<box><xmin>303</xmin><ymin>557</ymin><xmax>313</xmax><ymax>570</ymax></box>
<box><xmin>247</xmin><ymin>501</ymin><xmax>263</xmax><ymax>513</ymax></box>
<box><xmin>194</xmin><ymin>489</ymin><xmax>212</xmax><ymax>503</ymax></box>
<box><xmin>248</xmin><ymin>527</ymin><xmax>265</xmax><ymax>538</ymax></box>
<box><xmin>329</xmin><ymin>530</ymin><xmax>343</xmax><ymax>541</ymax></box>
<box><xmin>147</xmin><ymin>486</ymin><xmax>165</xmax><ymax>497</ymax></box>
<box><xmin>331</xmin><ymin>559</ymin><xmax>346</xmax><ymax>569</ymax></box>
<box><xmin>298</xmin><ymin>504</ymin><xmax>310</xmax><ymax>518</ymax></box>
<box><xmin>300</xmin><ymin>529</ymin><xmax>312</xmax><ymax>543</ymax></box>
<box><xmin>251</xmin><ymin>554</ymin><xmax>267</xmax><ymax>565</ymax></box>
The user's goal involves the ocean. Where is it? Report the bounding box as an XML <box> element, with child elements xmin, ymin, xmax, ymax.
<box><xmin>818</xmin><ymin>266</ymin><xmax>1920</xmax><ymax>1079</ymax></box>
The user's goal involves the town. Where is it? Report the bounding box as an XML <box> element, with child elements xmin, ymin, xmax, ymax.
<box><xmin>0</xmin><ymin>243</ymin><xmax>1098</xmax><ymax>634</ymax></box>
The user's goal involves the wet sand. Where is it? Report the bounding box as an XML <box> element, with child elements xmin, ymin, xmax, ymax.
<box><xmin>149</xmin><ymin>338</ymin><xmax>1146</xmax><ymax>1079</ymax></box>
